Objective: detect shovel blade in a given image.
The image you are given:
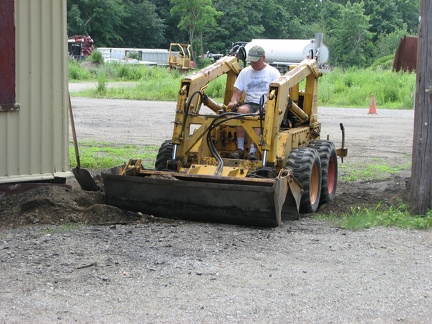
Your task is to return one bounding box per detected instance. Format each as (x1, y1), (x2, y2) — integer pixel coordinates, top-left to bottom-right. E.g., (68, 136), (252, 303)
(72, 167), (99, 191)
(102, 166), (302, 227)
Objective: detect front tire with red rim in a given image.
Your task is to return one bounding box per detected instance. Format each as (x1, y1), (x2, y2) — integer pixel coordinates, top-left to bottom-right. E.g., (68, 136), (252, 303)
(287, 147), (322, 213)
(308, 140), (338, 204)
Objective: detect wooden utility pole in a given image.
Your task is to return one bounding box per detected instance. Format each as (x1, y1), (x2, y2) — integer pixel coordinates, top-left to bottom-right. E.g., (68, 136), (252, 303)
(410, 0), (432, 214)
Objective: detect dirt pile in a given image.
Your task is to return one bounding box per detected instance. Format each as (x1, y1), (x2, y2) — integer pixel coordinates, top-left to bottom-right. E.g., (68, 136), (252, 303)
(0, 176), (143, 228)
(0, 171), (411, 229)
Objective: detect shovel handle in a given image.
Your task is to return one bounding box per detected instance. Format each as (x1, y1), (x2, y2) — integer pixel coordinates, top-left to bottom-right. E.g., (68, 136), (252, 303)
(339, 123), (345, 163)
(68, 94), (81, 169)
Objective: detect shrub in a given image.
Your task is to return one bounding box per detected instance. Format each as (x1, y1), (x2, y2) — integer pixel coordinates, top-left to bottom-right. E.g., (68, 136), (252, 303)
(88, 50), (104, 64)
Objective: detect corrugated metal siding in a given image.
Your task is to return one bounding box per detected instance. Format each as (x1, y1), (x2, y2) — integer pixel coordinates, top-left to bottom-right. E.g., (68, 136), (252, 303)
(0, 0), (69, 183)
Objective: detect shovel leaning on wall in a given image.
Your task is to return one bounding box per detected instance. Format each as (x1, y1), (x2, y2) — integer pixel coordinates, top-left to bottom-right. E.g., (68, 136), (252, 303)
(68, 94), (99, 191)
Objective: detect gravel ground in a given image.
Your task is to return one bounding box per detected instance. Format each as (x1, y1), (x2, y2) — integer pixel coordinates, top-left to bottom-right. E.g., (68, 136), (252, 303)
(1, 90), (431, 323)
(1, 218), (431, 323)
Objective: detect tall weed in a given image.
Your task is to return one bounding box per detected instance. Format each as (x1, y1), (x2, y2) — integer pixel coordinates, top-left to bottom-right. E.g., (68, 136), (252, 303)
(96, 72), (107, 95)
(319, 68), (416, 108)
(69, 61), (417, 107)
(68, 59), (92, 80)
(324, 203), (432, 230)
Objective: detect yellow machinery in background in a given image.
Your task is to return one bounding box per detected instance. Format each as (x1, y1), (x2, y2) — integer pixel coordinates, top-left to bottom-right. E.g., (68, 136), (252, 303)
(168, 43), (192, 73)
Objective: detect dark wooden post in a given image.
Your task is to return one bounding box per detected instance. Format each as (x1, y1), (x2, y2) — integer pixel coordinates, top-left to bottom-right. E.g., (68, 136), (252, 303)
(410, 0), (432, 214)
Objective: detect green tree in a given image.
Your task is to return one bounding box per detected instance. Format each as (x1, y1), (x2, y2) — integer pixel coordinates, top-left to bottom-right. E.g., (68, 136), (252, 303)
(260, 0), (301, 39)
(375, 24), (410, 58)
(209, 0), (328, 54)
(281, 0), (331, 39)
(67, 0), (128, 46)
(323, 1), (373, 67)
(118, 0), (166, 48)
(170, 0), (222, 59)
(363, 0), (403, 41)
(151, 0), (189, 46)
(66, 0), (419, 68)
(67, 3), (86, 34)
(329, 0), (419, 40)
(211, 0), (266, 50)
(283, 0), (323, 36)
(396, 0), (420, 33)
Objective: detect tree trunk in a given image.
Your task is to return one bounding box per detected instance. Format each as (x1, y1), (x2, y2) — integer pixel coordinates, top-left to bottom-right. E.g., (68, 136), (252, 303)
(189, 28), (196, 62)
(410, 0), (432, 214)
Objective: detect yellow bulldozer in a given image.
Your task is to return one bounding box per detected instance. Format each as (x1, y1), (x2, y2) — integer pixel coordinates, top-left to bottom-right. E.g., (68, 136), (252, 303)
(102, 47), (347, 227)
(168, 43), (192, 73)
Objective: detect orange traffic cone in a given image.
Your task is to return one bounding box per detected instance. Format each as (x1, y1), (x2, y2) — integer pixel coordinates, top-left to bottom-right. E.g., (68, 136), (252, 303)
(368, 93), (377, 114)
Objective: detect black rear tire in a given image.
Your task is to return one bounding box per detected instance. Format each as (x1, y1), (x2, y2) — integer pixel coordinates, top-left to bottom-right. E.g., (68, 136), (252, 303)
(287, 147), (322, 213)
(308, 140), (338, 204)
(155, 140), (174, 170)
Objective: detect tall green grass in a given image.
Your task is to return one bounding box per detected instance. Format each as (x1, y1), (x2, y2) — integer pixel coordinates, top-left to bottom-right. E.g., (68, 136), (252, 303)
(73, 64), (226, 100)
(319, 67), (416, 109)
(69, 61), (417, 108)
(69, 59), (92, 80)
(69, 60), (181, 82)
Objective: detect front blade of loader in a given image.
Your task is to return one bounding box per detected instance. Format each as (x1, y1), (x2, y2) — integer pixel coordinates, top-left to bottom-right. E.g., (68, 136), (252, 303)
(102, 166), (302, 227)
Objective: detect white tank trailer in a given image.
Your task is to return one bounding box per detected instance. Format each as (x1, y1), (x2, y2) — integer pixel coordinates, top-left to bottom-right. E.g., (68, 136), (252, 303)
(245, 33), (329, 69)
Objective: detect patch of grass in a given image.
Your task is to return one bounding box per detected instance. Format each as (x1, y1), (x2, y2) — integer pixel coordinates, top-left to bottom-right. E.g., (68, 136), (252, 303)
(73, 68), (228, 102)
(69, 141), (158, 169)
(69, 61), (417, 108)
(319, 203), (432, 230)
(69, 59), (92, 80)
(339, 161), (411, 182)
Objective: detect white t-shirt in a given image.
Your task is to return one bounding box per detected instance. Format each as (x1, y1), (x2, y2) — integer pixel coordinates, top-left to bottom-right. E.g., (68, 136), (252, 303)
(234, 64), (281, 104)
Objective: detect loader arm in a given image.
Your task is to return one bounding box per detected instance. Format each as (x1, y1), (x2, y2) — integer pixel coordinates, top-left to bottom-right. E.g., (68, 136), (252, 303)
(261, 58), (322, 162)
(172, 57), (322, 165)
(172, 55), (241, 146)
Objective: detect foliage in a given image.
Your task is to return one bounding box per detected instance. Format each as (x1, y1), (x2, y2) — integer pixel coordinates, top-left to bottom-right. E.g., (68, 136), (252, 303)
(369, 55), (394, 70)
(96, 72), (107, 95)
(318, 67), (416, 108)
(67, 0), (419, 69)
(88, 50), (104, 64)
(322, 203), (432, 230)
(118, 0), (166, 48)
(170, 0), (222, 59)
(322, 2), (373, 68)
(212, 0), (265, 44)
(395, 0), (421, 32)
(69, 61), (416, 109)
(152, 0), (189, 46)
(195, 57), (213, 69)
(126, 51), (141, 60)
(375, 25), (411, 57)
(68, 59), (92, 80)
(71, 66), (183, 100)
(363, 0), (404, 42)
(67, 0), (128, 46)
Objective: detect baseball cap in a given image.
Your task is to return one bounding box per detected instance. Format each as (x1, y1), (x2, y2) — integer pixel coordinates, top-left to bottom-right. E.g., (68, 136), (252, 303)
(248, 45), (265, 62)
